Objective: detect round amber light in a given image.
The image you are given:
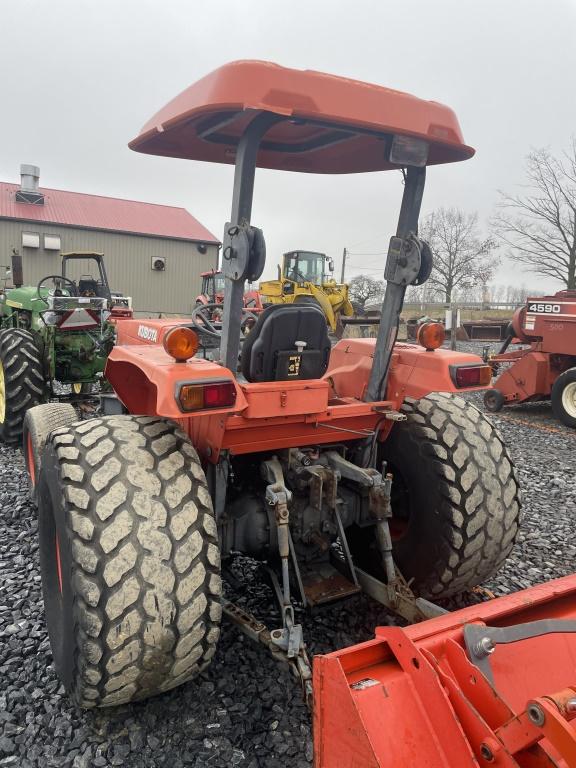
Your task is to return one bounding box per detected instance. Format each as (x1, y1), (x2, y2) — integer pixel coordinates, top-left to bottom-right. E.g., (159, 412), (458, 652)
(163, 326), (199, 361)
(417, 321), (445, 350)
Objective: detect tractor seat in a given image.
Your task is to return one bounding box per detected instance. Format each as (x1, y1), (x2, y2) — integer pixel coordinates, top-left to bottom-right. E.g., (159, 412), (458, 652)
(240, 304), (331, 383)
(78, 278), (99, 297)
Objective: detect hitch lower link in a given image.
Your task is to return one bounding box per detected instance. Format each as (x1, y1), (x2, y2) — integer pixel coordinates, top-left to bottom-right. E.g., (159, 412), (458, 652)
(264, 481), (313, 704)
(222, 457), (313, 704)
(361, 463), (446, 623)
(324, 453), (446, 624)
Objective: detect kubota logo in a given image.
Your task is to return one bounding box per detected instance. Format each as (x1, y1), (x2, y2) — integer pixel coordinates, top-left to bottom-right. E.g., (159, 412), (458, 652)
(137, 325), (158, 342)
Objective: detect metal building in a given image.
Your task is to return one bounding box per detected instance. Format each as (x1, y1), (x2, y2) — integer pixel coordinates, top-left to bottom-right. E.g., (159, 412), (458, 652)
(0, 165), (220, 314)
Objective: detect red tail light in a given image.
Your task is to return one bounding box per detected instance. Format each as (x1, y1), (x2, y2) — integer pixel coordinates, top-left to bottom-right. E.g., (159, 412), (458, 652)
(450, 364), (492, 388)
(178, 380), (237, 411)
(204, 381), (237, 407)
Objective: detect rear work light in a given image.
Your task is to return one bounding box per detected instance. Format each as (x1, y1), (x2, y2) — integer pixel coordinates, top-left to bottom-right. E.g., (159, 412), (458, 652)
(178, 380), (237, 412)
(450, 364), (492, 388)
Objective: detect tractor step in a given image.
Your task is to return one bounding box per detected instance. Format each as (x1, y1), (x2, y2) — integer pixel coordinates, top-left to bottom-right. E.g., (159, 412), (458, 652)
(300, 562), (361, 606)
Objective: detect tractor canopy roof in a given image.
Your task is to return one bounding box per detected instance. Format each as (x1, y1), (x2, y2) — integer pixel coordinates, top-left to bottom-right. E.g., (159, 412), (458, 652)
(61, 251), (104, 260)
(129, 60), (474, 174)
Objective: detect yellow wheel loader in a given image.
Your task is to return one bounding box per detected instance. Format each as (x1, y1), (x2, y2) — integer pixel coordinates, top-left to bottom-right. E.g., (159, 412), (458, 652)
(259, 250), (353, 331)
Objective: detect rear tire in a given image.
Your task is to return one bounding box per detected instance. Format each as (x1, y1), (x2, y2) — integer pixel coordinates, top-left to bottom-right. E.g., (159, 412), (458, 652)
(23, 403), (78, 503)
(551, 368), (576, 428)
(348, 392), (521, 599)
(0, 329), (45, 444)
(38, 415), (222, 708)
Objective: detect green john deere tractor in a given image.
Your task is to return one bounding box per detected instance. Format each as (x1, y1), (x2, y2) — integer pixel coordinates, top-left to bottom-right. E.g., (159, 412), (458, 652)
(0, 250), (121, 445)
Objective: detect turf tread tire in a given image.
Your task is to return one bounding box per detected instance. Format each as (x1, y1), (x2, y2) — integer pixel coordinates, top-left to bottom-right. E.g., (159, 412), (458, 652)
(23, 403), (79, 503)
(0, 328), (45, 444)
(38, 415), (222, 708)
(351, 392), (521, 599)
(393, 392), (520, 596)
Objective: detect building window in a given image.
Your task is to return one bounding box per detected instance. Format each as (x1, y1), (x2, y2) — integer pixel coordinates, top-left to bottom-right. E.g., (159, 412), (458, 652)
(44, 234), (61, 251)
(22, 231), (40, 248)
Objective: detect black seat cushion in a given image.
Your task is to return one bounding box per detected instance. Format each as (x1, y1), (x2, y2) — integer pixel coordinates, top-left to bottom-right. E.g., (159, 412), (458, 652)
(240, 304), (330, 383)
(78, 278), (99, 296)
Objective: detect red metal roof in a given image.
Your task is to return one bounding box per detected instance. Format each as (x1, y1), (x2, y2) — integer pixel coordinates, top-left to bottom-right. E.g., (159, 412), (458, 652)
(0, 181), (219, 243)
(130, 60), (474, 174)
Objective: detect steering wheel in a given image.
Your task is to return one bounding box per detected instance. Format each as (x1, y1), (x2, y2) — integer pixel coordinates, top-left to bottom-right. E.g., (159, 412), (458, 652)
(292, 268), (308, 282)
(37, 275), (78, 304)
(191, 302), (258, 340)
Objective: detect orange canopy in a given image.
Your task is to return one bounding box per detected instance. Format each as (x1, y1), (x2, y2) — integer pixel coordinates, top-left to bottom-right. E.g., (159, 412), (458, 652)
(129, 60), (474, 174)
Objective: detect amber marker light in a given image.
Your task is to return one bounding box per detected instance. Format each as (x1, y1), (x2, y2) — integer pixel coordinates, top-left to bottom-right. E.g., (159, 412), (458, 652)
(417, 321), (445, 351)
(163, 327), (199, 362)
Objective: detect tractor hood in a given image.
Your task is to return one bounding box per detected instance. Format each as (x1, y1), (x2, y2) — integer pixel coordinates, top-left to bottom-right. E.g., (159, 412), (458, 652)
(1, 285), (45, 312)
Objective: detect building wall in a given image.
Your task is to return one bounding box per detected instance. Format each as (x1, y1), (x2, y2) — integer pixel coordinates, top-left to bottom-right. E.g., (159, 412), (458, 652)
(0, 220), (219, 314)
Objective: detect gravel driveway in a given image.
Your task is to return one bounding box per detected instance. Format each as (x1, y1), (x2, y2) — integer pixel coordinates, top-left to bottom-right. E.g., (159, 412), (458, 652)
(1, 373), (575, 767)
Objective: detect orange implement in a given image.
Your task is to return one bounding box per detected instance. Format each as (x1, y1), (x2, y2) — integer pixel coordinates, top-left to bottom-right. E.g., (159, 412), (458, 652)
(314, 575), (576, 767)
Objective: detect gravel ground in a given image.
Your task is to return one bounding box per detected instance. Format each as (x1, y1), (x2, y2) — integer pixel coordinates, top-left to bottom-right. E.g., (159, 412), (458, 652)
(1, 341), (575, 767)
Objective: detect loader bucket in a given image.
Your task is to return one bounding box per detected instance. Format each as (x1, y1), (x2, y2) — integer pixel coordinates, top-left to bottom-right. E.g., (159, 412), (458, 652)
(314, 574), (576, 767)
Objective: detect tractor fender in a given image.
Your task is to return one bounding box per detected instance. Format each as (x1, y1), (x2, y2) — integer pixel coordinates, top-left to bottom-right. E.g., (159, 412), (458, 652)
(326, 339), (490, 402)
(105, 345), (247, 418)
(388, 344), (491, 400)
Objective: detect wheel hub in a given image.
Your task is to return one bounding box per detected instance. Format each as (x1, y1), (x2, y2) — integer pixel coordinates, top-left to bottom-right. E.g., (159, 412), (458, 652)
(0, 361), (5, 424)
(562, 381), (576, 418)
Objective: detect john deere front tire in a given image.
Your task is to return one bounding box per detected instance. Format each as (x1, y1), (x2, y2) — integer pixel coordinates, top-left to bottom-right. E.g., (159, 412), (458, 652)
(23, 403), (78, 503)
(348, 392), (520, 599)
(551, 368), (576, 428)
(0, 329), (45, 444)
(37, 416), (222, 708)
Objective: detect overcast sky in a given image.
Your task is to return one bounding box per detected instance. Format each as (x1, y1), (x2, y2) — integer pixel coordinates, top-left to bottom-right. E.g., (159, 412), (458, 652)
(2, 0), (575, 290)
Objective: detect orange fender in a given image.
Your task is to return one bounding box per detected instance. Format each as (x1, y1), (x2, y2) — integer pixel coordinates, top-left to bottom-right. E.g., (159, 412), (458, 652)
(105, 345), (247, 419)
(326, 339), (491, 403)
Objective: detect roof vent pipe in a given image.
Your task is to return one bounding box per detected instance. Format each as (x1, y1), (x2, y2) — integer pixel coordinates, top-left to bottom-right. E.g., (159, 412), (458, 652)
(20, 164), (40, 193)
(16, 164), (44, 204)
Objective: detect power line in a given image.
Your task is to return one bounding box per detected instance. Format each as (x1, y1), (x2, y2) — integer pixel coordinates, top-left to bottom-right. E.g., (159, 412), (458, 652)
(346, 251), (387, 257)
(347, 268), (385, 274)
(345, 231), (390, 250)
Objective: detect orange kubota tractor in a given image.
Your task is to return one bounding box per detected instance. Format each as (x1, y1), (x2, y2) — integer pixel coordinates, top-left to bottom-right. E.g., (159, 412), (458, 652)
(24, 62), (576, 766)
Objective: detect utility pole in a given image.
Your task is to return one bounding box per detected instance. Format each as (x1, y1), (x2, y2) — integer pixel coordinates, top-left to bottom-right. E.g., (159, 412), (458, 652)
(340, 247), (347, 283)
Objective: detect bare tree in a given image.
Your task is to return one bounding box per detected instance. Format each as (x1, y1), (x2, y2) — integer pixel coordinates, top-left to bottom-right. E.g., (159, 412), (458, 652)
(492, 142), (576, 289)
(348, 274), (385, 311)
(420, 208), (499, 303)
